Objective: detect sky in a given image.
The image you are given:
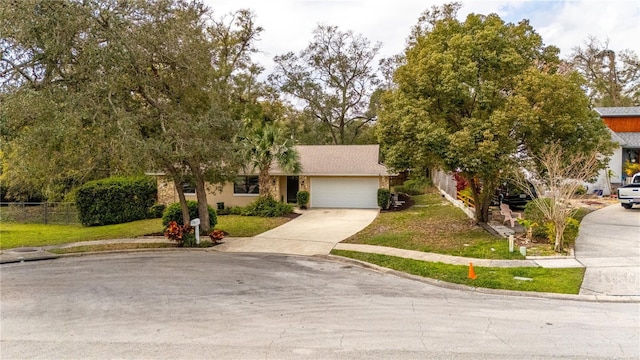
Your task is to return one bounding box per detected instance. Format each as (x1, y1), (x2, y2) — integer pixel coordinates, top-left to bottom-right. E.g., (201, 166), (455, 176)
(201, 0), (639, 74)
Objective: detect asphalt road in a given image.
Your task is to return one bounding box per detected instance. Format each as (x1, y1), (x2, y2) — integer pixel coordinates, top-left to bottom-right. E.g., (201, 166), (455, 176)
(1, 252), (638, 359)
(576, 204), (640, 296)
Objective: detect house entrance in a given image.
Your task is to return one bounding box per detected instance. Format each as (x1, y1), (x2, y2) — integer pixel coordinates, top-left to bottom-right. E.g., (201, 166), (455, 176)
(286, 176), (299, 203)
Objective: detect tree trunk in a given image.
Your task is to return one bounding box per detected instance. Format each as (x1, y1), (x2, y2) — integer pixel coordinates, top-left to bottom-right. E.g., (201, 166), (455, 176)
(554, 222), (566, 253)
(191, 166), (211, 233)
(470, 178), (491, 223)
(168, 170), (190, 226)
(175, 182), (190, 227)
(258, 166), (272, 198)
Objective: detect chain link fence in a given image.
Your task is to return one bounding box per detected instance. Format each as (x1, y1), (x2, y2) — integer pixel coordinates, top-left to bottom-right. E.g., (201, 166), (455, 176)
(0, 202), (79, 224)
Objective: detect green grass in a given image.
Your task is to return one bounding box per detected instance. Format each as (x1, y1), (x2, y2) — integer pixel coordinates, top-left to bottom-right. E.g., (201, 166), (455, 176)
(215, 215), (289, 237)
(0, 215), (290, 249)
(0, 219), (164, 249)
(345, 189), (524, 260)
(332, 250), (584, 294)
(49, 242), (177, 254)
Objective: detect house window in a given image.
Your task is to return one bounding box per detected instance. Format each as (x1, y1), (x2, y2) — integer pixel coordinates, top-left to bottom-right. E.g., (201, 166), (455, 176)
(181, 177), (196, 195)
(234, 176), (259, 195)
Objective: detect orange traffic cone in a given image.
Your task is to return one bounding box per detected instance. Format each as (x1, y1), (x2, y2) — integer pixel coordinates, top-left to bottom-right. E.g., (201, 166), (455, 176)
(468, 262), (477, 280)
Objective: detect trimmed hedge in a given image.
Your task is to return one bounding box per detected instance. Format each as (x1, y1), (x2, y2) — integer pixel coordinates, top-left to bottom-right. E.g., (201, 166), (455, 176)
(162, 200), (217, 228)
(377, 188), (391, 209)
(76, 176), (157, 226)
(243, 196), (293, 217)
(297, 191), (309, 209)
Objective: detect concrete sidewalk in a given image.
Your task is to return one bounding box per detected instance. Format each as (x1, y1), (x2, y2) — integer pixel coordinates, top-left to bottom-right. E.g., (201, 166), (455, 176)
(333, 243), (583, 269)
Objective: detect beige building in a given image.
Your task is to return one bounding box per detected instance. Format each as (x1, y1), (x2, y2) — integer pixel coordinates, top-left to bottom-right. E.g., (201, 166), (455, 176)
(156, 145), (390, 209)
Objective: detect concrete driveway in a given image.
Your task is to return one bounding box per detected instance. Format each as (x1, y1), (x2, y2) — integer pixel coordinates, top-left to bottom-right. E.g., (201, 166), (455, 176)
(215, 209), (379, 256)
(576, 204), (640, 296)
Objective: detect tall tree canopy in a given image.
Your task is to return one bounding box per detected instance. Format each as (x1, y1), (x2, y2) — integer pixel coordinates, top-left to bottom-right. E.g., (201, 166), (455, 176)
(270, 25), (380, 145)
(0, 0), (263, 231)
(378, 3), (613, 223)
(569, 37), (640, 106)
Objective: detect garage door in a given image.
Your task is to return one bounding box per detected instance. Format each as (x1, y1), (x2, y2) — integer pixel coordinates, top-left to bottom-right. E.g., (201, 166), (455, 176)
(310, 177), (379, 208)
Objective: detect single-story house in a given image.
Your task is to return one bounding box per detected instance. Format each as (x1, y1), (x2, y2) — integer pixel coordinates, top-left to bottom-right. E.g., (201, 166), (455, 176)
(592, 107), (640, 194)
(156, 145), (390, 209)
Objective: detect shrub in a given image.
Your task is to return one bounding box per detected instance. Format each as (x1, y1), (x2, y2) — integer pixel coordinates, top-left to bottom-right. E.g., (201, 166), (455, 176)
(243, 196), (293, 217)
(216, 207), (230, 215)
(377, 188), (391, 209)
(624, 160), (640, 177)
(148, 204), (166, 218)
(76, 176), (157, 226)
(524, 199), (581, 245)
(394, 178), (431, 195)
(574, 185), (588, 196)
(162, 200), (217, 228)
(164, 221), (196, 247)
(297, 190), (309, 209)
(524, 198), (552, 238)
(543, 217), (580, 248)
(563, 217), (580, 245)
(209, 229), (225, 243)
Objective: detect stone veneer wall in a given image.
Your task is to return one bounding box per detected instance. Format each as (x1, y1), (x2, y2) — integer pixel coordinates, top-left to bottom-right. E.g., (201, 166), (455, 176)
(269, 176), (280, 200)
(156, 176), (176, 205)
(380, 176), (389, 189)
(299, 176), (309, 192)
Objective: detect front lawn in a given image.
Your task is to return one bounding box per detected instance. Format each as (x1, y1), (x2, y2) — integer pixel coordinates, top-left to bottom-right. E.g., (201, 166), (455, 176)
(216, 215), (289, 237)
(332, 250), (584, 294)
(344, 188), (524, 260)
(1, 215), (290, 249)
(0, 219), (164, 249)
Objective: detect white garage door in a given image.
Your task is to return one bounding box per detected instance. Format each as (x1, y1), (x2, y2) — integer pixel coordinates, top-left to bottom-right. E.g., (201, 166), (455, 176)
(310, 177), (379, 208)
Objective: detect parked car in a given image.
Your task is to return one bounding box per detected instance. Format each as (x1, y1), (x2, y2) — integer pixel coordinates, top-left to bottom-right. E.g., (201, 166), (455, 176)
(491, 181), (535, 209)
(617, 173), (640, 209)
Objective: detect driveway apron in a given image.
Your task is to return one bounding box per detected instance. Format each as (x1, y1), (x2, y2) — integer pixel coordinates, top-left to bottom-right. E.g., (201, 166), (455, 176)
(575, 204), (640, 296)
(215, 209), (379, 256)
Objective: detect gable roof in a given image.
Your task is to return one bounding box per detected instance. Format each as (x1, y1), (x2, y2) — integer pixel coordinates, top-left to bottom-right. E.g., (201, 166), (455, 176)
(615, 132), (640, 148)
(594, 107), (640, 117)
(271, 145), (389, 176)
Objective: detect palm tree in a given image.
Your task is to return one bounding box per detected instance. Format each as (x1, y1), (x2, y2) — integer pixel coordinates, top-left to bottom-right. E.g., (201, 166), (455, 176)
(241, 122), (301, 198)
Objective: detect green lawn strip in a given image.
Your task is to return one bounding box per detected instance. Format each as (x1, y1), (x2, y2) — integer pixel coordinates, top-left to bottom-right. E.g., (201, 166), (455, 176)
(1, 215), (290, 249)
(332, 250), (584, 294)
(0, 219), (164, 249)
(215, 215), (289, 237)
(345, 190), (524, 260)
(49, 242), (177, 254)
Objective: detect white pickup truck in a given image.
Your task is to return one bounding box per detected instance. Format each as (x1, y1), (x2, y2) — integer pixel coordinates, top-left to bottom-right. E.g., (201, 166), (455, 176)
(617, 173), (640, 209)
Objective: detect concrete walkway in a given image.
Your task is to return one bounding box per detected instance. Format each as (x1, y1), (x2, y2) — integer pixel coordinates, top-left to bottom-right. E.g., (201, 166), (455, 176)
(332, 243), (583, 268)
(575, 204), (640, 296)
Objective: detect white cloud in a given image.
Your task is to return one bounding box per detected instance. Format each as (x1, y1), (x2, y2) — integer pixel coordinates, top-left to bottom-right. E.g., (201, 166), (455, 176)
(202, 0), (640, 73)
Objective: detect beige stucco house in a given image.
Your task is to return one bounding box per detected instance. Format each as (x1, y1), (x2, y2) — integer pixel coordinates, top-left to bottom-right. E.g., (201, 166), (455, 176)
(156, 145), (390, 209)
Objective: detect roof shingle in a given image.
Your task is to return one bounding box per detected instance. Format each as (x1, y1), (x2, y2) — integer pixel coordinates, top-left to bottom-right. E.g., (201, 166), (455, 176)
(594, 107), (640, 117)
(271, 145), (389, 176)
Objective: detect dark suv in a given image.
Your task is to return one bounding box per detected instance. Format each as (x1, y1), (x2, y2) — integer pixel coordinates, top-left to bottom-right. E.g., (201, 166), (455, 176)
(492, 181), (535, 209)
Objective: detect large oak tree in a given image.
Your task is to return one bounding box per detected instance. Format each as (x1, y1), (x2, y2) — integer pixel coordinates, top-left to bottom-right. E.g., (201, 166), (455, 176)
(0, 0), (262, 231)
(378, 3), (613, 223)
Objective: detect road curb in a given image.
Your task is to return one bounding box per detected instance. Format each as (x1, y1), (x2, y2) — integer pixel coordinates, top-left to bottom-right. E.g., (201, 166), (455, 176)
(324, 254), (640, 304)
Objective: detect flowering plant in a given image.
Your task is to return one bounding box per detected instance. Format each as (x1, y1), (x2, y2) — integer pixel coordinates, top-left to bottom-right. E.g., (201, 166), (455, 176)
(209, 229), (225, 243)
(164, 221), (195, 246)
